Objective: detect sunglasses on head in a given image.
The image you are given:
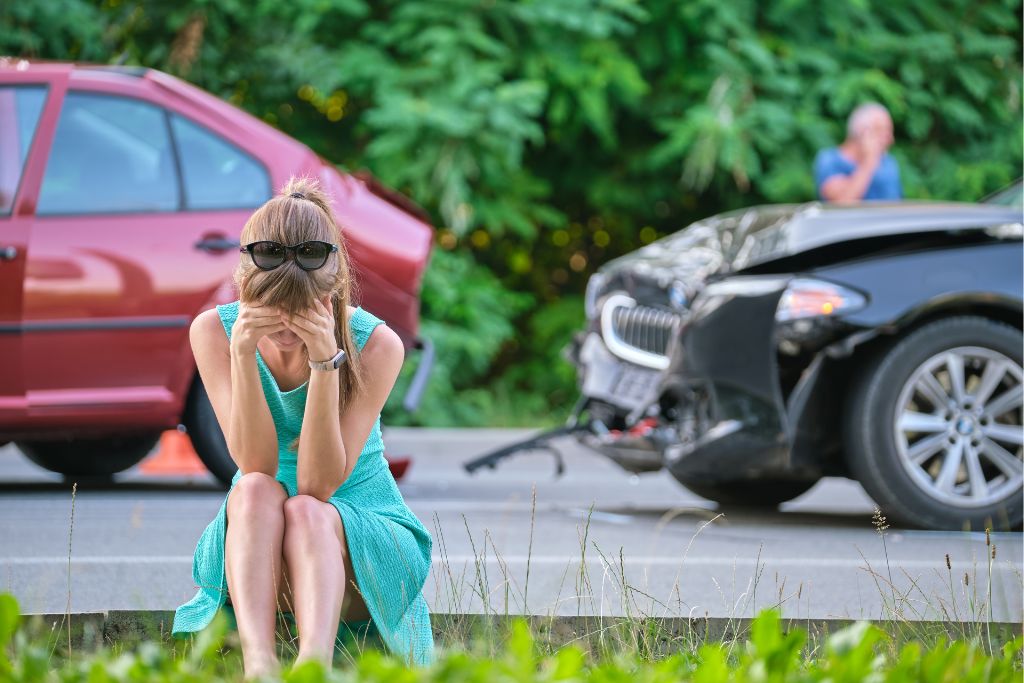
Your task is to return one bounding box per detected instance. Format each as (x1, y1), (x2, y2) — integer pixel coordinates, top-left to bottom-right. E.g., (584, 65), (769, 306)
(240, 240), (339, 271)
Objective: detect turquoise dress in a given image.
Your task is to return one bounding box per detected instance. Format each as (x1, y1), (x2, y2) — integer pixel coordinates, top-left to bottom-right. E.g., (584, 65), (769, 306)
(171, 300), (435, 666)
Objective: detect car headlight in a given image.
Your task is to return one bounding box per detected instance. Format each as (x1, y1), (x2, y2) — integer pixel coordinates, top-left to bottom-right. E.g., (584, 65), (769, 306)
(775, 277), (867, 322)
(584, 271), (607, 319)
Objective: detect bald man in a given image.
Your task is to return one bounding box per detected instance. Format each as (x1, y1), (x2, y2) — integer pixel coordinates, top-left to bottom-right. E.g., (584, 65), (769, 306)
(814, 103), (902, 202)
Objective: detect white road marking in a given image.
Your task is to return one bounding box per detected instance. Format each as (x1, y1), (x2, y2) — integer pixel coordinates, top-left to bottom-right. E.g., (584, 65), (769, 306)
(1, 555), (1019, 570)
(1, 556), (193, 565)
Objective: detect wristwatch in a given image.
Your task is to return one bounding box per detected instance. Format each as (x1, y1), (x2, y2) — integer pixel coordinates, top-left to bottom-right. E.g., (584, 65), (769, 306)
(309, 348), (347, 371)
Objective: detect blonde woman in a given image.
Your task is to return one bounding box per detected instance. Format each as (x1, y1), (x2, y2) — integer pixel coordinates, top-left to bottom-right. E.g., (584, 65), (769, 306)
(171, 176), (434, 676)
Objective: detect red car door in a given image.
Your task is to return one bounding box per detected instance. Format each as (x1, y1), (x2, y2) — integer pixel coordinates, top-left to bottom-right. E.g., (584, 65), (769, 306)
(21, 78), (270, 431)
(0, 73), (60, 429)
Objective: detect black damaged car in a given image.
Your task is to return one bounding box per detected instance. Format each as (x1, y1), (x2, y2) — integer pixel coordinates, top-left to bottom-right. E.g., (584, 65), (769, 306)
(558, 183), (1023, 531)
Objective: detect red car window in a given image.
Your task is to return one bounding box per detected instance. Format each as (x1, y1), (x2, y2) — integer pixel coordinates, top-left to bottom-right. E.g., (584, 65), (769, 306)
(0, 85), (47, 215)
(37, 91), (180, 215)
(169, 113), (271, 210)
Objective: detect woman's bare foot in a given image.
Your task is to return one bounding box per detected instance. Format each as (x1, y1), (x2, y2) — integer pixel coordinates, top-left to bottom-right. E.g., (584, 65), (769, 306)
(242, 654), (281, 681)
(293, 650), (333, 673)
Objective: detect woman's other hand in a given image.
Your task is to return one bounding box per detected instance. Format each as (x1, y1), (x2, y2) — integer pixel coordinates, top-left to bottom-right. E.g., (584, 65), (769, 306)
(280, 296), (338, 361)
(231, 302), (288, 356)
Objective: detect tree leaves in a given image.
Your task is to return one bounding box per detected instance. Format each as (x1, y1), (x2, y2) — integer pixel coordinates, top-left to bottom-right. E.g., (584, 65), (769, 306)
(2, 0), (1020, 425)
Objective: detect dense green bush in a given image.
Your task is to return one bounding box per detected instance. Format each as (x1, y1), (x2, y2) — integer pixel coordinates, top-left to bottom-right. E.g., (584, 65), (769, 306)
(1, 593), (1021, 682)
(2, 1), (1020, 425)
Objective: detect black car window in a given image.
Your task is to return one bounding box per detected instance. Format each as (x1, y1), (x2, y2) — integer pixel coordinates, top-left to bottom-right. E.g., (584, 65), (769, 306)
(170, 114), (271, 210)
(37, 92), (179, 215)
(0, 86), (47, 216)
(981, 181), (1023, 208)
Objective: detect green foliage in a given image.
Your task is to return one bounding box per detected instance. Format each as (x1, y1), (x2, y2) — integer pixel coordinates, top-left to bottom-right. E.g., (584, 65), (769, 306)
(0, 593), (18, 679)
(391, 248), (536, 426)
(2, 592), (1022, 682)
(2, 0), (1020, 426)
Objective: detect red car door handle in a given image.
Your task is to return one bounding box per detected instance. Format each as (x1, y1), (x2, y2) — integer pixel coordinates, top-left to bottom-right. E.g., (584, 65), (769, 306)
(194, 236), (240, 253)
(0, 245), (17, 261)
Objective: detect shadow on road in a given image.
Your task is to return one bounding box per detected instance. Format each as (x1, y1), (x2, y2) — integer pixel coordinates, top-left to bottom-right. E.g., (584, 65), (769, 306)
(0, 479), (224, 494)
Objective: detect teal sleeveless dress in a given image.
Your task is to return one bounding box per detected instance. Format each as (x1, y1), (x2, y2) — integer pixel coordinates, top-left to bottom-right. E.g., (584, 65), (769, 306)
(171, 300), (435, 667)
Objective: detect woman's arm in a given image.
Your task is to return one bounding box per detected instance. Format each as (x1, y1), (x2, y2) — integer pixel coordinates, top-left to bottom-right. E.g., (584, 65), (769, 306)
(295, 320), (405, 501)
(227, 342), (280, 476)
(190, 308), (280, 476)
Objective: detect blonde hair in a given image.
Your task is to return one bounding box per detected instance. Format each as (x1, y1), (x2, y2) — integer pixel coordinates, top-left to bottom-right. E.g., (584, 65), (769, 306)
(233, 175), (367, 453)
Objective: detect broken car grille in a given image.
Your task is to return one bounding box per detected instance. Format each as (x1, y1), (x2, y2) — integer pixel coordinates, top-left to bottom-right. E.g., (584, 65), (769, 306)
(599, 294), (684, 369)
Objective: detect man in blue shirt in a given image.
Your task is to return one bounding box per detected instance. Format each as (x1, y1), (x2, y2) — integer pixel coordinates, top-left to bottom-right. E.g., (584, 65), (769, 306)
(814, 102), (902, 202)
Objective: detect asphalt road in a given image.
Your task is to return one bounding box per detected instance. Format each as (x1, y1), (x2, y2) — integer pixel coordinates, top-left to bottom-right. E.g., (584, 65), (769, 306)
(1, 428), (1021, 622)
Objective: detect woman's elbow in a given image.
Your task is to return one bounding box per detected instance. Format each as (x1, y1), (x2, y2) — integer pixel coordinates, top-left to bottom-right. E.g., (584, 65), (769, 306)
(296, 483), (334, 502)
(228, 444), (278, 477)
(296, 474), (341, 501)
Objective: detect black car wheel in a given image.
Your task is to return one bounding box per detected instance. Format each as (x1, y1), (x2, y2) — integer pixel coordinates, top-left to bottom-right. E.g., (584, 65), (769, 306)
(845, 316), (1023, 530)
(679, 478), (820, 507)
(182, 376), (237, 488)
(16, 433), (160, 479)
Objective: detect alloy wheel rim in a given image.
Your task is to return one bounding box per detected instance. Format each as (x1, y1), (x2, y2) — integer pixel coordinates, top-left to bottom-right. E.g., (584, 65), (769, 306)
(893, 346), (1023, 508)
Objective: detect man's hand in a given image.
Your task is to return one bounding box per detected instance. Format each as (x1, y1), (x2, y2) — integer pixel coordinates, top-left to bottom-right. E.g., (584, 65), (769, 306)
(857, 126), (887, 165)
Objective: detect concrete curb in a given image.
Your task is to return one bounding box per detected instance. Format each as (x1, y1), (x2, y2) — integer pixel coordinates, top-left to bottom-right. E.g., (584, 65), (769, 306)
(20, 610), (1023, 653)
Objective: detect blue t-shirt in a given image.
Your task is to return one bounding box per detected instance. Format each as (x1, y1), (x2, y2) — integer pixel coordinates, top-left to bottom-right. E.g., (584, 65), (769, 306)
(813, 147), (902, 200)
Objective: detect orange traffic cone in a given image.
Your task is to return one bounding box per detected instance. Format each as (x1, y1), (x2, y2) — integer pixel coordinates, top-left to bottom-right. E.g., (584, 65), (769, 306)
(140, 429), (208, 475)
(385, 452), (411, 481)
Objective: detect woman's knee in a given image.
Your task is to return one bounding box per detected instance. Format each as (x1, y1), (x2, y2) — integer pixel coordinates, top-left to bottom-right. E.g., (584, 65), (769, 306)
(282, 495), (337, 537)
(228, 471), (286, 519)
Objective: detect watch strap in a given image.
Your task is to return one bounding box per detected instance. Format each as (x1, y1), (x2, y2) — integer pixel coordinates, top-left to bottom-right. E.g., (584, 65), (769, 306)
(309, 348), (346, 371)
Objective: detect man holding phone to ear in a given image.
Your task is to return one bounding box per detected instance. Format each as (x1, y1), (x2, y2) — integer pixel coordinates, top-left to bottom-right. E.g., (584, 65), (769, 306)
(814, 102), (903, 203)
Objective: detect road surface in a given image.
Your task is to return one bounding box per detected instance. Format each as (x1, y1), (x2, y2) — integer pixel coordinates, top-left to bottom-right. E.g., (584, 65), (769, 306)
(1, 428), (1020, 622)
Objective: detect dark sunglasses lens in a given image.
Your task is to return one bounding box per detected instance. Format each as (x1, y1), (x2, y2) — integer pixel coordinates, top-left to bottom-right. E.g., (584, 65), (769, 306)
(296, 242), (330, 269)
(251, 242), (285, 269)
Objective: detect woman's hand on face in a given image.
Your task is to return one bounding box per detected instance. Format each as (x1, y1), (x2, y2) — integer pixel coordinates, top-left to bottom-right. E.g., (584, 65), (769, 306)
(280, 296), (338, 362)
(231, 302), (287, 356)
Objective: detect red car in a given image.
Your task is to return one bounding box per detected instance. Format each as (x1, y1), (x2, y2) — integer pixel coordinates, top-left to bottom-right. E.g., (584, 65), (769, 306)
(0, 58), (435, 486)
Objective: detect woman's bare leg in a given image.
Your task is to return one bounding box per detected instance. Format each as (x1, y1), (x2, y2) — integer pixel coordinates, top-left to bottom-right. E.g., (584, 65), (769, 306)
(282, 495), (347, 667)
(225, 472), (288, 678)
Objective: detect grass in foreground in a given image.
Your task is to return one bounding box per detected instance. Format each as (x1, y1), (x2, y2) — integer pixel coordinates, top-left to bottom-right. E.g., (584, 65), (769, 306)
(10, 481), (1021, 681)
(2, 592), (1022, 682)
